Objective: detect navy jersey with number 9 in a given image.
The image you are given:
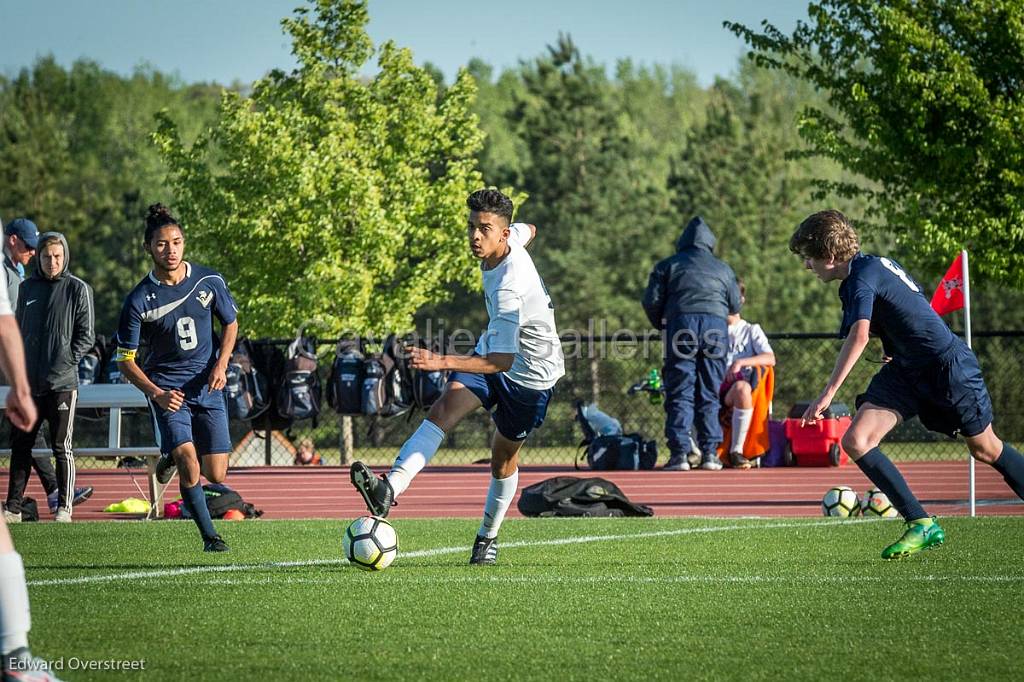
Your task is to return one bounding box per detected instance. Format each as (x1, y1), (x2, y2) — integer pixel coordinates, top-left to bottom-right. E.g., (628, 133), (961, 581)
(115, 262), (237, 391)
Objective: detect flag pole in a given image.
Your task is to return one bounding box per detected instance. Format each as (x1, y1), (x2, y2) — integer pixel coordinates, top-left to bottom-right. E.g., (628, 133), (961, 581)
(963, 249), (975, 517)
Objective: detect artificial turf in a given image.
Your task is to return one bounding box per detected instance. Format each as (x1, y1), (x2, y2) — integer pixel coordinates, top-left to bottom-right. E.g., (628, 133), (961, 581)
(12, 516), (1024, 681)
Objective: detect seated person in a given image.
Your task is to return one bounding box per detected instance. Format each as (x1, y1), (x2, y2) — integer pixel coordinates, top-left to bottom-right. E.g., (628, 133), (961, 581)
(294, 437), (322, 466)
(720, 280), (776, 468)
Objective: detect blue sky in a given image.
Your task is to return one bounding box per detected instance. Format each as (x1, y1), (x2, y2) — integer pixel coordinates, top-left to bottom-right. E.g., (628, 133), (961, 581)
(0, 0), (807, 86)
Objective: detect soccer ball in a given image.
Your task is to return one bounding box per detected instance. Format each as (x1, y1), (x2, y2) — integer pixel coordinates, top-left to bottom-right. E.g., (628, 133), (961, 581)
(821, 486), (861, 517)
(861, 487), (900, 518)
(343, 516), (398, 571)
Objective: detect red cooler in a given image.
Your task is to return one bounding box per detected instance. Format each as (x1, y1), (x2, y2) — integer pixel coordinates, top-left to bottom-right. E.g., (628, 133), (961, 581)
(783, 402), (852, 466)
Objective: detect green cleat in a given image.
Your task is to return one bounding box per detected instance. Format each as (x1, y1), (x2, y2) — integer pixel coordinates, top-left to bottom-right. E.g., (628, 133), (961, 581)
(881, 518), (945, 560)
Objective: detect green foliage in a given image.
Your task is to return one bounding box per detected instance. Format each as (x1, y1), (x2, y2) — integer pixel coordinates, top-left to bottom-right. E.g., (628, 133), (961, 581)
(154, 0), (485, 337)
(0, 57), (221, 335)
(668, 61), (877, 331)
(500, 35), (677, 332)
(727, 0), (1024, 288)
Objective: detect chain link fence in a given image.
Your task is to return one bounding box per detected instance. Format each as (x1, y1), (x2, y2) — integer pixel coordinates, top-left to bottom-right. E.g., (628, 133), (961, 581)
(6, 331), (1022, 468)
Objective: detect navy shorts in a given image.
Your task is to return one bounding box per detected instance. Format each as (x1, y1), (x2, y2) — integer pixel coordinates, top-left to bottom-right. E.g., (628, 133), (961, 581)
(448, 371), (553, 441)
(149, 385), (231, 456)
(857, 340), (993, 438)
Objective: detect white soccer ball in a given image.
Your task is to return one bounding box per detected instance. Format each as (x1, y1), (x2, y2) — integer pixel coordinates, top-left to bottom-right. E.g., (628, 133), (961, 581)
(860, 487), (899, 518)
(343, 515), (398, 571)
(821, 486), (861, 518)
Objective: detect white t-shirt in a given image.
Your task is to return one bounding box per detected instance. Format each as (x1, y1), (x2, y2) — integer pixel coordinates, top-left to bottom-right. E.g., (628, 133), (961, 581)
(726, 319), (772, 368)
(0, 266), (11, 316)
(474, 222), (565, 390)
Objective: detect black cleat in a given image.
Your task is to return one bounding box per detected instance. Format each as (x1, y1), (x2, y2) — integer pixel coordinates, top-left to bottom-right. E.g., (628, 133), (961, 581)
(469, 535), (498, 565)
(155, 452), (176, 485)
(203, 535), (230, 552)
(350, 461), (394, 518)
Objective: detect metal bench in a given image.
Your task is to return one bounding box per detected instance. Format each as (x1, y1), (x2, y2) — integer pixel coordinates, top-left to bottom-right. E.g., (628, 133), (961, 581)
(0, 384), (166, 518)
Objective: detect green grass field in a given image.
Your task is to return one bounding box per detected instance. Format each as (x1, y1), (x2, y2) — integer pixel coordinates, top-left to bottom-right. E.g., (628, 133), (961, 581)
(13, 517), (1024, 680)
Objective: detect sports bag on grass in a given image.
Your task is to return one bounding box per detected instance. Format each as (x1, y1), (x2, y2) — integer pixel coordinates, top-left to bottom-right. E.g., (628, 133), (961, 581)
(517, 476), (654, 517)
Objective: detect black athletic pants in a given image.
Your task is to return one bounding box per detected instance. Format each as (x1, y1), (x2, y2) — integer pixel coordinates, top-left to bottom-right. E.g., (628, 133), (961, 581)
(6, 390), (77, 514)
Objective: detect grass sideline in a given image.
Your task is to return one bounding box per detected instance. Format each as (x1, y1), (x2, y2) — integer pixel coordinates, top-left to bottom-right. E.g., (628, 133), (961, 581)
(13, 517), (1024, 680)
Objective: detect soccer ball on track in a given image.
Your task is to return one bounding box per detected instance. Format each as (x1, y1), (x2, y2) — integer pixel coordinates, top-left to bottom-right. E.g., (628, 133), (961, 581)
(821, 486), (861, 518)
(344, 515), (398, 571)
(860, 487), (900, 518)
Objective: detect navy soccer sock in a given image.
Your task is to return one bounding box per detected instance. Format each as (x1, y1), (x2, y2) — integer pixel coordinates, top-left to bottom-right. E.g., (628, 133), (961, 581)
(856, 448), (929, 521)
(991, 442), (1024, 501)
(180, 482), (218, 541)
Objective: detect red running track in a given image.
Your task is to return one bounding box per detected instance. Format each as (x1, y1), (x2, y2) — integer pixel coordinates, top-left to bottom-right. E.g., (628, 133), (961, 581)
(4, 461), (1021, 521)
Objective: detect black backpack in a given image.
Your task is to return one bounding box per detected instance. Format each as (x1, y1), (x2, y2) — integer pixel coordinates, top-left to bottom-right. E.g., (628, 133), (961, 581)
(517, 477), (654, 517)
(224, 337), (269, 421)
(409, 337), (448, 411)
(361, 335), (412, 418)
(276, 334), (322, 423)
(327, 338), (366, 416)
(573, 401), (657, 471)
(250, 341), (293, 433)
(179, 483), (264, 520)
(78, 334), (107, 386)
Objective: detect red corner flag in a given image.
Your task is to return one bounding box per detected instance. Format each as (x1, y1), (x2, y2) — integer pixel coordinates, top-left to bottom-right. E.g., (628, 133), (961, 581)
(930, 253), (965, 316)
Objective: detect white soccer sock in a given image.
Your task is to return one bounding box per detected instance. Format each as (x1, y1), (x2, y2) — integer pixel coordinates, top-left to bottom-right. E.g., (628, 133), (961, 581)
(387, 420), (446, 499)
(730, 408), (754, 454)
(0, 551), (30, 655)
(478, 470), (519, 539)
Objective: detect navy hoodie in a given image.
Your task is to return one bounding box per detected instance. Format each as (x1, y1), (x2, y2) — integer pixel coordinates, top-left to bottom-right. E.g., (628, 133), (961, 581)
(641, 217), (741, 329)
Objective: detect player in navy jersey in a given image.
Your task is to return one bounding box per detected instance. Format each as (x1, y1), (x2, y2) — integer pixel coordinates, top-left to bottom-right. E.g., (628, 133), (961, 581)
(115, 204), (238, 552)
(791, 210), (1024, 559)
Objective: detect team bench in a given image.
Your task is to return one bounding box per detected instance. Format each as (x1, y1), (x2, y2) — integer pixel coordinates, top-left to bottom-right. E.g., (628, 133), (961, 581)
(0, 384), (167, 518)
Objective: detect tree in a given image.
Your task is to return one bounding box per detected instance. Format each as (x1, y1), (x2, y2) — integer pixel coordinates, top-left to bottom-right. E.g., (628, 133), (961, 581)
(505, 35), (676, 333)
(727, 0), (1024, 287)
(154, 0), (484, 337)
(668, 61), (876, 332)
(0, 58), (221, 335)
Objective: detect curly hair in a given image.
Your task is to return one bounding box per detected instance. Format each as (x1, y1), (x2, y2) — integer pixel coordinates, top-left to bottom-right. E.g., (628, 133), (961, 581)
(466, 188), (513, 224)
(789, 210), (859, 262)
(144, 203), (181, 243)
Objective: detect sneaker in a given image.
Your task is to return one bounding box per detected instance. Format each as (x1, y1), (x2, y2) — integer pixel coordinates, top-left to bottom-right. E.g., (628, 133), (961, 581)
(729, 452), (751, 469)
(349, 461), (394, 518)
(47, 487), (94, 514)
(3, 510), (21, 524)
(155, 452), (176, 485)
(3, 647), (64, 681)
(700, 456), (724, 471)
(54, 509), (72, 523)
(469, 535), (498, 565)
(663, 454), (690, 471)
(881, 518), (945, 560)
(203, 535), (230, 552)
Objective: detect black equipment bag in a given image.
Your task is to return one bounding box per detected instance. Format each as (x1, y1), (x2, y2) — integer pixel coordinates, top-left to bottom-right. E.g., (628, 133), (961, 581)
(517, 476), (654, 517)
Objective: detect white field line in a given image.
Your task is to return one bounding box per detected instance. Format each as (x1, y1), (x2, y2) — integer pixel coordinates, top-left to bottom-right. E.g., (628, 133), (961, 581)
(29, 518), (879, 588)
(186, 574), (1024, 586)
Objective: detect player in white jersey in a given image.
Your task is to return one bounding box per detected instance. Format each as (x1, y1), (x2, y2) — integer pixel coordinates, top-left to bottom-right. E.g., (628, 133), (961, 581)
(350, 188), (565, 565)
(0, 263), (63, 680)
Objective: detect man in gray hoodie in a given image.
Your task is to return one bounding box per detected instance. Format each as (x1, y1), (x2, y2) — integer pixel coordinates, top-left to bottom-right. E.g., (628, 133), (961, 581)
(642, 216), (741, 471)
(5, 232), (94, 523)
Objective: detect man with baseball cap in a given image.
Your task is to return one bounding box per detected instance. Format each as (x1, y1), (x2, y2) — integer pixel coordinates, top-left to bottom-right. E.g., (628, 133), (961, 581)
(0, 218), (92, 520)
(2, 218), (39, 309)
